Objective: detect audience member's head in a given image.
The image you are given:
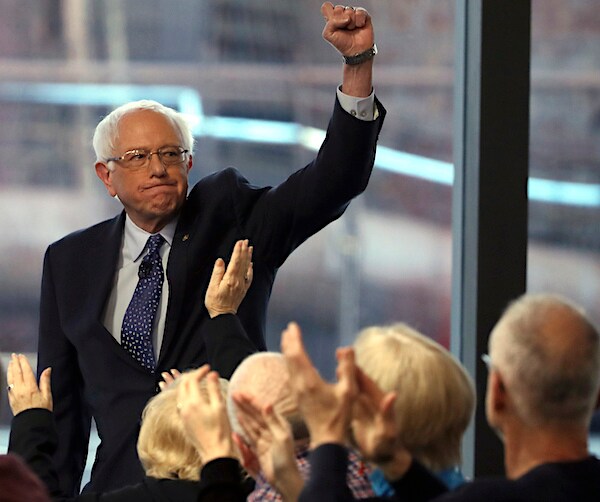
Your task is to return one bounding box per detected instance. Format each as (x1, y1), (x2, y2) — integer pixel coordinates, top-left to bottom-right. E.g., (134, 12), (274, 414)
(487, 293), (600, 430)
(137, 372), (229, 481)
(353, 323), (475, 471)
(227, 351), (307, 442)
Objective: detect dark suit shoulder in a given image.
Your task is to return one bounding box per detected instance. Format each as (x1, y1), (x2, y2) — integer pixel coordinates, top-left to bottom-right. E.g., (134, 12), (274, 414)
(46, 213), (124, 255)
(182, 168), (269, 229)
(187, 168), (265, 204)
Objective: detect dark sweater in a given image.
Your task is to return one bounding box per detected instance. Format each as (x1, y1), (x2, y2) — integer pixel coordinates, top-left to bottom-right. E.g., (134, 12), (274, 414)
(299, 443), (600, 502)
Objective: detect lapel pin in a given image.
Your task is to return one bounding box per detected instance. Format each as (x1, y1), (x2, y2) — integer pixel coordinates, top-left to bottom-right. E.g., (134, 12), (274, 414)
(182, 234), (189, 242)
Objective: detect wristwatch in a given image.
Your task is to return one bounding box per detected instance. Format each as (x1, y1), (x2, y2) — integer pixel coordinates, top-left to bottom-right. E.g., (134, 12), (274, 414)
(343, 44), (378, 65)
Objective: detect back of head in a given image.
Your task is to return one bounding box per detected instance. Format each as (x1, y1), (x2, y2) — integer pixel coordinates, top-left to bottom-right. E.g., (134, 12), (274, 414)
(92, 99), (195, 162)
(354, 324), (475, 471)
(489, 293), (600, 427)
(137, 373), (229, 481)
(227, 352), (306, 441)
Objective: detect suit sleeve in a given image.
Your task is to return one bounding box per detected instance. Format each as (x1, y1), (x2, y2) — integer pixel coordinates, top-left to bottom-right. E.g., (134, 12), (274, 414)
(37, 247), (92, 497)
(8, 409), (63, 499)
(234, 97), (386, 267)
(200, 314), (258, 379)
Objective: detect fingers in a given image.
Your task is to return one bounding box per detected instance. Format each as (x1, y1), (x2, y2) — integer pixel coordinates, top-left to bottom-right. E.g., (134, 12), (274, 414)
(39, 367), (53, 408)
(208, 257), (226, 288)
(233, 392), (267, 445)
(177, 364), (211, 412)
(224, 240), (253, 287)
(8, 353), (35, 388)
(245, 261), (254, 288)
(321, 2), (334, 20)
(280, 322), (307, 361)
(190, 364), (211, 385)
(335, 346), (358, 400)
(380, 391), (397, 419)
(205, 371), (223, 405)
(262, 403), (292, 441)
(158, 368), (182, 391)
(322, 3), (369, 29)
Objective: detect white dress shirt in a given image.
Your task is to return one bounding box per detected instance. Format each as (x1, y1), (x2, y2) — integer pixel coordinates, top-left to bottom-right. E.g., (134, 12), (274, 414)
(102, 215), (177, 360)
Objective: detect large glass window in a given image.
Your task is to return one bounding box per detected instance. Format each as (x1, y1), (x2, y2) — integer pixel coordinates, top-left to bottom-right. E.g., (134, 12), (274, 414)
(528, 0), (600, 448)
(0, 0), (454, 432)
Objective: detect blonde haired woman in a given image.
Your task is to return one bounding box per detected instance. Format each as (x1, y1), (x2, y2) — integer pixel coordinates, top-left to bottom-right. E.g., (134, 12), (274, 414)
(353, 323), (475, 494)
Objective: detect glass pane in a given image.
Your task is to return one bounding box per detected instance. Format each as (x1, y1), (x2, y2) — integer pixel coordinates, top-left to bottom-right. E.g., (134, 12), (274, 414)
(0, 0), (454, 446)
(529, 0), (600, 452)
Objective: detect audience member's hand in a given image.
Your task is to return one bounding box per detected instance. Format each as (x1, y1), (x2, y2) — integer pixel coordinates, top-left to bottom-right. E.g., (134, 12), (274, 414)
(177, 366), (237, 464)
(233, 392), (304, 501)
(321, 2), (374, 57)
(6, 353), (52, 415)
(158, 368), (181, 391)
(352, 366), (412, 480)
(205, 239), (253, 318)
(281, 322), (357, 448)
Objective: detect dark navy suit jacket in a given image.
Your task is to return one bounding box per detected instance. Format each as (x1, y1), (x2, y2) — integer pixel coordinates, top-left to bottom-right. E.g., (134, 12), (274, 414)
(37, 98), (386, 495)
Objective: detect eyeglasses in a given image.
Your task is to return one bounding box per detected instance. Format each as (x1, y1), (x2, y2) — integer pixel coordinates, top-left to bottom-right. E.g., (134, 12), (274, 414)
(106, 146), (189, 170)
(481, 353), (492, 370)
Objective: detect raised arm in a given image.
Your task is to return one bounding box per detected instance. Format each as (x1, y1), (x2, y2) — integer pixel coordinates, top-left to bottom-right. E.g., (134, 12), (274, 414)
(202, 239), (257, 378)
(7, 353), (62, 498)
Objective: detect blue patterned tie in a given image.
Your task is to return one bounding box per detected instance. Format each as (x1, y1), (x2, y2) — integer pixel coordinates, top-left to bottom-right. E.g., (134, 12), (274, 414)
(121, 234), (165, 372)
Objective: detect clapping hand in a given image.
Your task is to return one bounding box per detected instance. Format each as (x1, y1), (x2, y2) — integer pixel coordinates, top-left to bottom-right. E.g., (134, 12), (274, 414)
(281, 322), (357, 448)
(176, 365), (237, 464)
(233, 392), (303, 501)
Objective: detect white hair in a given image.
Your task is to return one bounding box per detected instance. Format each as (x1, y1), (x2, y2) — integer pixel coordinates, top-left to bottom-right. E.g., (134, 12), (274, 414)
(490, 293), (600, 426)
(92, 100), (195, 162)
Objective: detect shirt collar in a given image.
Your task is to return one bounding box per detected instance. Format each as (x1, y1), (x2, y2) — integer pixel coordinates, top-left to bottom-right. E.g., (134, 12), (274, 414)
(123, 214), (177, 262)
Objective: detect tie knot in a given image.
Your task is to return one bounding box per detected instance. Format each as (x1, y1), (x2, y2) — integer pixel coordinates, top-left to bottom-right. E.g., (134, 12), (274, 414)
(146, 234), (165, 256)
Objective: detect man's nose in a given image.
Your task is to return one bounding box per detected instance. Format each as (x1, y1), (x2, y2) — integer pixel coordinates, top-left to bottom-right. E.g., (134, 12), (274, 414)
(148, 151), (167, 175)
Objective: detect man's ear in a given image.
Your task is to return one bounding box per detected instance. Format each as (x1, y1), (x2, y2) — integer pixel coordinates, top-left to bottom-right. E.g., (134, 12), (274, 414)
(95, 162), (117, 197)
(489, 371), (508, 414)
(232, 432), (259, 478)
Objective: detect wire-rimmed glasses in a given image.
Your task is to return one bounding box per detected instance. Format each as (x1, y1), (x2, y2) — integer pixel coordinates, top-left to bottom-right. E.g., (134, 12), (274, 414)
(107, 146), (189, 170)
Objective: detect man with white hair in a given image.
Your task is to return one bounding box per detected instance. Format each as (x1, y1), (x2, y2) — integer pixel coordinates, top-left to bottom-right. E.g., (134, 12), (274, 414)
(36, 3), (385, 495)
(284, 293), (600, 500)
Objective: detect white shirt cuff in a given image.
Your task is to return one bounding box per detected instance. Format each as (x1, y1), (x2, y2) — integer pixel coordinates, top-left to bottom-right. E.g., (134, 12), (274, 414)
(336, 86), (378, 121)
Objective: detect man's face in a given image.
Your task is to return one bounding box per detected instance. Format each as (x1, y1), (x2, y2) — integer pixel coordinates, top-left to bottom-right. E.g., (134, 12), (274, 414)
(95, 109), (192, 233)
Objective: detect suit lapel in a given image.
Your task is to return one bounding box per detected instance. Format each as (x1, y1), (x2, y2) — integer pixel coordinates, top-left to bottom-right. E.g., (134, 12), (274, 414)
(159, 222), (190, 365)
(85, 212), (125, 320)
(85, 213), (153, 372)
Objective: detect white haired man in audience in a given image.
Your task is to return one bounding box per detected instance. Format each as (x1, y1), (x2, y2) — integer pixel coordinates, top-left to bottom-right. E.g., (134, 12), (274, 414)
(227, 351), (375, 501)
(282, 293), (600, 501)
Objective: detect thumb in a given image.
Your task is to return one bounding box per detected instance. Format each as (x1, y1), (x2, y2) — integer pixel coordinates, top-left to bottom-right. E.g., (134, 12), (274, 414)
(321, 1), (334, 21)
(39, 367), (53, 411)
